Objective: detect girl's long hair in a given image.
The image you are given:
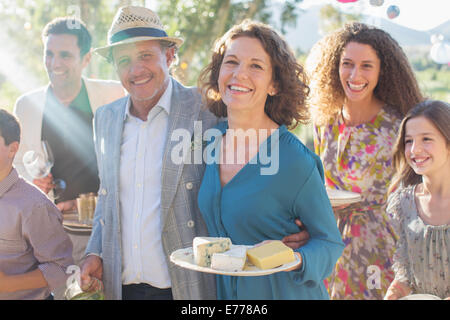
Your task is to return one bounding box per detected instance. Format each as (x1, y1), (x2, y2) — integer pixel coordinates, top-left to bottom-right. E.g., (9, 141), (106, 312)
(388, 100), (450, 194)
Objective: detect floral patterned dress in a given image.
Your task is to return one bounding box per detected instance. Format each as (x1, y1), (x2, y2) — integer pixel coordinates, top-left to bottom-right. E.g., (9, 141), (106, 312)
(314, 106), (402, 300)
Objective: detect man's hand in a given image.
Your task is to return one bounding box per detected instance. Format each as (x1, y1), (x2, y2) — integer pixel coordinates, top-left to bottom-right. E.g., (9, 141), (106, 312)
(80, 255), (103, 292)
(33, 173), (55, 194)
(0, 269), (47, 293)
(56, 200), (77, 212)
(282, 219), (310, 249)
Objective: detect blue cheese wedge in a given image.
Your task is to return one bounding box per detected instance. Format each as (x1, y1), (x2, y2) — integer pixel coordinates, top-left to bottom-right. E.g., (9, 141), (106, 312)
(193, 237), (232, 267)
(211, 246), (247, 272)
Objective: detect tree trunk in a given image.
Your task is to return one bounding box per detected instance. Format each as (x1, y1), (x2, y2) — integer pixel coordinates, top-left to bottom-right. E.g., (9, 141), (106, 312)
(79, 0), (95, 77)
(245, 0), (265, 21)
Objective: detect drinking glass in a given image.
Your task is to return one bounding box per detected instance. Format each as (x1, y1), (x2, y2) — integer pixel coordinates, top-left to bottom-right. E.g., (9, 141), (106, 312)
(23, 140), (66, 199)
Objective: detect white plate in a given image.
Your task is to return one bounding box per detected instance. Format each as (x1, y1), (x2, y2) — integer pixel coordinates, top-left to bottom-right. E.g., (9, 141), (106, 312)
(63, 225), (92, 233)
(330, 199), (362, 207)
(326, 188), (362, 206)
(399, 294), (442, 300)
(170, 245), (301, 276)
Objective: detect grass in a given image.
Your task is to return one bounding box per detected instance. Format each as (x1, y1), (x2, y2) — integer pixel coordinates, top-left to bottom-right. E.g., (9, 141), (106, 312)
(290, 122), (314, 152)
(415, 67), (450, 101)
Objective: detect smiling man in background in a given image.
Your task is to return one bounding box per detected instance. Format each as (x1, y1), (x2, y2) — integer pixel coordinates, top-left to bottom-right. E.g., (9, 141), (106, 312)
(12, 17), (125, 297)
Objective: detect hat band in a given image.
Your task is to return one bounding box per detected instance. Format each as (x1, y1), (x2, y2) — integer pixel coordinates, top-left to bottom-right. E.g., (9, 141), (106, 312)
(110, 27), (168, 44)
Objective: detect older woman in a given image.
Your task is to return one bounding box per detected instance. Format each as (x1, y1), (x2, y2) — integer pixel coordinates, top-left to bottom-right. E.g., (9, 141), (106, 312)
(197, 20), (344, 299)
(305, 22), (424, 299)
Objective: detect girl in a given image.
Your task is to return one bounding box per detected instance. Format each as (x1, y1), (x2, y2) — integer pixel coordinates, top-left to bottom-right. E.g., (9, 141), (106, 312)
(385, 100), (450, 300)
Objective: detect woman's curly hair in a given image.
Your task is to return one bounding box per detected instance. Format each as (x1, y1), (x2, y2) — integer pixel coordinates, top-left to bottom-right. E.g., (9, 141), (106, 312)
(198, 19), (310, 129)
(305, 22), (423, 126)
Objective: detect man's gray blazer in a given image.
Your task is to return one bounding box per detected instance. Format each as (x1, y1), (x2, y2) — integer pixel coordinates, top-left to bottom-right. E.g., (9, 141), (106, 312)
(85, 78), (219, 300)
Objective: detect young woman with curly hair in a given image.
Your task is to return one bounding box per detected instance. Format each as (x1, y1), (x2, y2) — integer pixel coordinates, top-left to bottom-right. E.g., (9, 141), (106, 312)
(197, 20), (344, 299)
(305, 22), (424, 300)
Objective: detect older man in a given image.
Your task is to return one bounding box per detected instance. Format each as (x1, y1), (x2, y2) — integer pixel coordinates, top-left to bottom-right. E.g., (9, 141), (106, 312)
(81, 6), (308, 300)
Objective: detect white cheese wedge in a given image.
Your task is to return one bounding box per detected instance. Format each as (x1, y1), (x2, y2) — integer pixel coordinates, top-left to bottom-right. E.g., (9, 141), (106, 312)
(211, 246), (247, 272)
(193, 237), (232, 267)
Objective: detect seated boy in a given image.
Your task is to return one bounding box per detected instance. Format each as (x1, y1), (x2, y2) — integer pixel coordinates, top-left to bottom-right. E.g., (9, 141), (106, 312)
(0, 109), (73, 299)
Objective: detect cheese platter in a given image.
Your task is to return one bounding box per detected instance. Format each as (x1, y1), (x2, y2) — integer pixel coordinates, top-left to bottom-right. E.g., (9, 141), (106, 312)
(170, 244), (301, 277)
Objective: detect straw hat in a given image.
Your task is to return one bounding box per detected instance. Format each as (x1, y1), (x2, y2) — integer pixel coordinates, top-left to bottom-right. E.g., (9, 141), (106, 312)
(94, 6), (184, 60)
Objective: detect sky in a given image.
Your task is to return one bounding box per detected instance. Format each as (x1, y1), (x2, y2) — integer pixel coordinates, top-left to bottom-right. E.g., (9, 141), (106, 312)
(298, 0), (450, 31)
(146, 0), (449, 32)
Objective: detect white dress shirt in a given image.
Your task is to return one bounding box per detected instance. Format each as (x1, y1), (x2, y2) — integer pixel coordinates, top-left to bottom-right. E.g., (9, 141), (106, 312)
(119, 81), (172, 288)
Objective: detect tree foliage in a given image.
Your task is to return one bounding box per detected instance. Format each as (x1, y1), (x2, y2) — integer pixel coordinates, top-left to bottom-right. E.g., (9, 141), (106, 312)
(157, 0), (305, 85)
(0, 0), (149, 86)
(319, 4), (361, 36)
(0, 0), (304, 102)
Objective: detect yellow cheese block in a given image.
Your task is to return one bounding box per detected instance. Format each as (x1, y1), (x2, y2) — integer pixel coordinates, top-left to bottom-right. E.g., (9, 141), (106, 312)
(246, 241), (295, 270)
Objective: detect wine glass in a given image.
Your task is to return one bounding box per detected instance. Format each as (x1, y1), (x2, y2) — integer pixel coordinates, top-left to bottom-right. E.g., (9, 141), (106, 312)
(23, 140), (66, 199)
